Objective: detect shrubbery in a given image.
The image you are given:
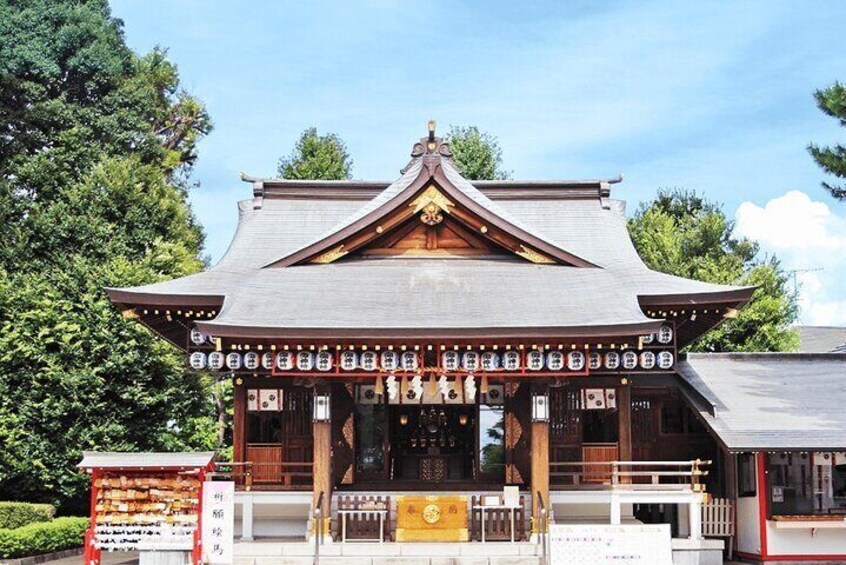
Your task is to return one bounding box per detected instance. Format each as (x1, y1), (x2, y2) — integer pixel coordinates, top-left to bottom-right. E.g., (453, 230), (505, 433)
(0, 517), (88, 559)
(0, 502), (55, 530)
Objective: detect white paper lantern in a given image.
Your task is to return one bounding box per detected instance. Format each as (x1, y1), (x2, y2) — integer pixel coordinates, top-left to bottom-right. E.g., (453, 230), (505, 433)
(226, 352), (242, 370)
(546, 351), (564, 371)
(190, 328), (206, 345)
(261, 352), (274, 370)
(442, 351), (460, 371)
(189, 352), (206, 370)
(462, 351), (480, 372)
(527, 350), (545, 371)
(316, 351), (333, 372)
(622, 351), (638, 370)
(604, 351), (620, 370)
(589, 352), (602, 370)
(481, 352), (500, 371)
(208, 351), (225, 371)
(296, 351), (315, 371)
(657, 351), (675, 369)
(658, 325), (674, 344)
(243, 351), (260, 370)
(641, 333), (655, 345)
(380, 351), (399, 371)
(276, 351), (294, 371)
(341, 350), (359, 371)
(502, 350), (521, 371)
(567, 351), (586, 371)
(639, 351), (656, 370)
(360, 351), (379, 371)
(400, 351), (418, 371)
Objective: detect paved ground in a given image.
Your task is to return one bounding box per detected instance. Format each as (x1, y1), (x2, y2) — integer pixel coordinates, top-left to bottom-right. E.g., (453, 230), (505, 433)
(39, 552), (138, 565)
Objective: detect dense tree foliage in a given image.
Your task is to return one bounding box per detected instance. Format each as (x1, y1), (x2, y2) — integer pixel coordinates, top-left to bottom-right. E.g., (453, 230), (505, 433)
(629, 190), (799, 352)
(447, 126), (510, 181)
(277, 127), (352, 180)
(0, 0), (218, 512)
(808, 81), (846, 200)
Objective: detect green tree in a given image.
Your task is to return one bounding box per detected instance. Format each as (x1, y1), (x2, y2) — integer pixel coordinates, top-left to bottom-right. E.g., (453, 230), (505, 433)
(447, 126), (511, 180)
(277, 127), (352, 180)
(0, 0), (219, 512)
(808, 81), (846, 200)
(628, 190), (799, 352)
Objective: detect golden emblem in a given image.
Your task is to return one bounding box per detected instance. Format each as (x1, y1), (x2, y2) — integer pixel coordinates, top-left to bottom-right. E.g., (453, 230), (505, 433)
(422, 504), (442, 524)
(419, 202), (444, 225)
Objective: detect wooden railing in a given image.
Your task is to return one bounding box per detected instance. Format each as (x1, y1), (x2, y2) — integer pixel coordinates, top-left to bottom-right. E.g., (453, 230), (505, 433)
(209, 461), (314, 490)
(550, 459), (711, 491)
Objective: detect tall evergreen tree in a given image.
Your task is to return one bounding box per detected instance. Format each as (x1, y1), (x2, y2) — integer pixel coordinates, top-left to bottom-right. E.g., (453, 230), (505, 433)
(0, 0), (217, 511)
(808, 81), (846, 200)
(628, 190), (799, 352)
(277, 127), (352, 180)
(447, 126), (511, 181)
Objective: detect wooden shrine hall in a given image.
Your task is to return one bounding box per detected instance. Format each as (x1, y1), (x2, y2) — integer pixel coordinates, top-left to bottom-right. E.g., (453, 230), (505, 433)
(106, 124), (846, 559)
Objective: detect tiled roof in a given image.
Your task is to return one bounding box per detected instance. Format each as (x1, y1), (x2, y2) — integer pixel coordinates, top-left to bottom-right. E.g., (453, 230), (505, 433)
(78, 451), (215, 469)
(106, 136), (752, 338)
(796, 326), (846, 353)
(677, 353), (846, 451)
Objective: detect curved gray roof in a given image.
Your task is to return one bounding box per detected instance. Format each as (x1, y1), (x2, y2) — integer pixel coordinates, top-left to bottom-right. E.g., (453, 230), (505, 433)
(107, 139), (752, 339)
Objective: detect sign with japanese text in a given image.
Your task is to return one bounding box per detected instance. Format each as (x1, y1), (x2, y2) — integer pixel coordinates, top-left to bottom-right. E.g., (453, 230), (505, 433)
(550, 524), (672, 565)
(202, 481), (234, 564)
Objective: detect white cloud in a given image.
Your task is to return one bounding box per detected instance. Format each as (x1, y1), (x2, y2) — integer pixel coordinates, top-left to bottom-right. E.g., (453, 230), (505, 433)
(807, 301), (846, 327)
(735, 191), (846, 326)
(735, 190), (846, 252)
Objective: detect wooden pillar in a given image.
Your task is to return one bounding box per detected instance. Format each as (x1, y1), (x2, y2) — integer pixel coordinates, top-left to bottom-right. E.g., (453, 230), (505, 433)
(531, 384), (550, 526)
(312, 400), (332, 533)
(617, 384), (632, 462)
(233, 380), (246, 465)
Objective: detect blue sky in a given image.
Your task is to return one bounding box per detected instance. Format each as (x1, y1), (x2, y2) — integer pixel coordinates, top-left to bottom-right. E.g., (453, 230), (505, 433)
(111, 0), (846, 326)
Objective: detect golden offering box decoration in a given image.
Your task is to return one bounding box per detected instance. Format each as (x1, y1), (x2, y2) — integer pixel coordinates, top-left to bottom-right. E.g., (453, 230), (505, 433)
(395, 495), (468, 542)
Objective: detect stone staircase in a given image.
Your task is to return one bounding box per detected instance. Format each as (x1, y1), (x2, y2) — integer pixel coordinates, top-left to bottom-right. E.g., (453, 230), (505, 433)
(233, 540), (543, 565)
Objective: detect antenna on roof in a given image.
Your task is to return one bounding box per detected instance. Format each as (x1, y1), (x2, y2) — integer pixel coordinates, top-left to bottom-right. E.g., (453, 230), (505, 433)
(427, 120), (437, 151)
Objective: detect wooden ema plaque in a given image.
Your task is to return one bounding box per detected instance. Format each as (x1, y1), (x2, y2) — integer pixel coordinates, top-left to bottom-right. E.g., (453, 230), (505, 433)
(395, 495), (468, 542)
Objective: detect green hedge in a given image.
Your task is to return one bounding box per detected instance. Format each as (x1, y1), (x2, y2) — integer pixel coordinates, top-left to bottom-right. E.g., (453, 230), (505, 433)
(0, 517), (89, 559)
(0, 503), (55, 530)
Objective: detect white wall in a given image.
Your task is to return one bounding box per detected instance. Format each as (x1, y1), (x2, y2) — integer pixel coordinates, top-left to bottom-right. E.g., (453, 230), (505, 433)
(765, 523), (846, 557)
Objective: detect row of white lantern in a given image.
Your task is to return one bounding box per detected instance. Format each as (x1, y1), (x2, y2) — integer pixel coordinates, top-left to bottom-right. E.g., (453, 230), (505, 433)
(188, 350), (422, 372)
(440, 349), (674, 372)
(641, 325), (674, 345)
(189, 348), (675, 372)
(593, 350), (675, 371)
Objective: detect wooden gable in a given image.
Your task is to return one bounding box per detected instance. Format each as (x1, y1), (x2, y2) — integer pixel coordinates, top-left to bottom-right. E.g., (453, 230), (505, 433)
(306, 184), (557, 264)
(360, 214), (502, 257)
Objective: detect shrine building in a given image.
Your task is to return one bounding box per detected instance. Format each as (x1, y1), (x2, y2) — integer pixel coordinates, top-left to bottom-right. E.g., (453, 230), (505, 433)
(106, 124), (846, 562)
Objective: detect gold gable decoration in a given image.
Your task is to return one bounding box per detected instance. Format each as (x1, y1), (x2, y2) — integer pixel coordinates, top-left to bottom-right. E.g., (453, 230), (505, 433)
(311, 244), (348, 264)
(410, 186), (454, 216)
(516, 245), (555, 265)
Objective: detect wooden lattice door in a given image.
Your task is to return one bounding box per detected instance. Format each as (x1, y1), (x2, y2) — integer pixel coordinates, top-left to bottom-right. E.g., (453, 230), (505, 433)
(631, 394), (658, 461)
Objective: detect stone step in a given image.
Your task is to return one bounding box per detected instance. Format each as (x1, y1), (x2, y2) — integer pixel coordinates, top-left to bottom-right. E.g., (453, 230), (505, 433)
(233, 541), (542, 565)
